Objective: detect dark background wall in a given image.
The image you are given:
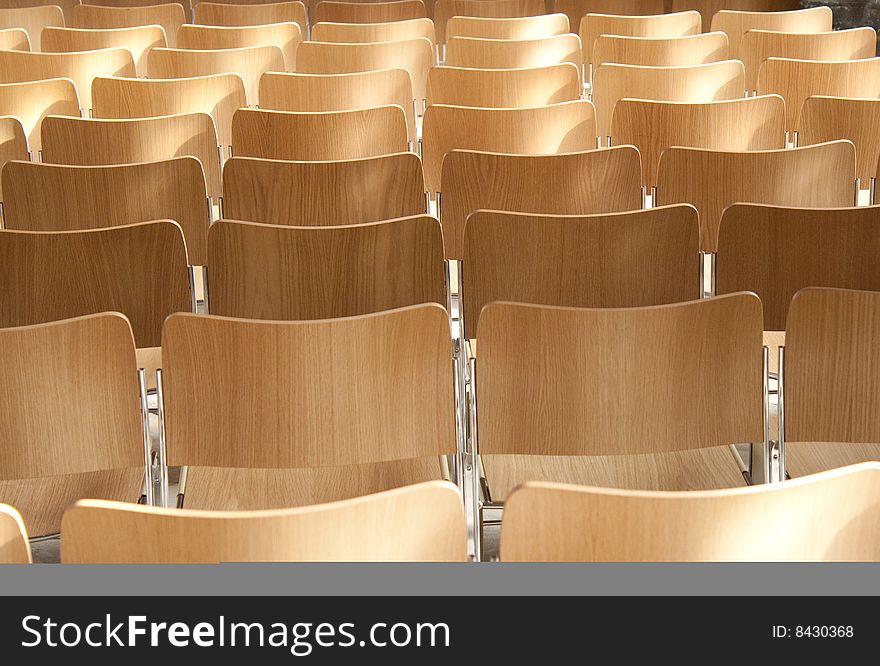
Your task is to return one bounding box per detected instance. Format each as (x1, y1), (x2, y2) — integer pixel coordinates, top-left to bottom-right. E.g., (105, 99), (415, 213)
(803, 1), (880, 53)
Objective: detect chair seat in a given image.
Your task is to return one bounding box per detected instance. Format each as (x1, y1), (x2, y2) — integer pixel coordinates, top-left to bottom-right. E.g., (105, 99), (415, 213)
(786, 442), (880, 479)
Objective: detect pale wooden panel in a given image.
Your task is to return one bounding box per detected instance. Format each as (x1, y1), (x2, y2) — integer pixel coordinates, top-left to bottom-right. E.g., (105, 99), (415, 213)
(710, 6), (833, 59)
(297, 37), (433, 102)
(0, 222), (191, 347)
(161, 304), (456, 468)
(435, 0), (543, 44)
(593, 31), (728, 68)
(463, 205), (700, 337)
(656, 140), (856, 252)
(477, 294), (764, 456)
(441, 146), (640, 259)
(0, 0), (79, 25)
(207, 216), (445, 320)
(0, 79), (79, 157)
(786, 443), (880, 480)
(0, 116), (26, 200)
(177, 22), (302, 71)
(231, 105), (408, 161)
(312, 1), (426, 25)
(611, 95), (785, 188)
(40, 112), (221, 202)
(671, 0), (802, 32)
(0, 504), (30, 564)
(91, 73), (246, 153)
(716, 204), (880, 331)
(592, 59), (745, 143)
(0, 48), (135, 113)
(195, 1), (306, 33)
(555, 1), (665, 45)
(580, 10), (701, 68)
(2, 157), (210, 264)
(444, 34), (581, 71)
(222, 153), (426, 226)
(312, 17), (435, 47)
(73, 3), (186, 47)
(42, 25), (167, 77)
(422, 100), (597, 195)
(500, 463), (880, 561)
(62, 481), (467, 563)
(447, 13), (568, 40)
(0, 5), (63, 51)
(426, 63), (580, 108)
(0, 27), (29, 51)
(84, 0), (189, 8)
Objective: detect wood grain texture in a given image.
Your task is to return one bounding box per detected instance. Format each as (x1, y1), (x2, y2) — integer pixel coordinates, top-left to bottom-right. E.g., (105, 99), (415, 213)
(207, 216), (444, 320)
(312, 1), (427, 25)
(2, 158), (211, 265)
(593, 31), (728, 68)
(435, 0), (544, 44)
(259, 70), (416, 141)
(592, 59), (745, 143)
(42, 25), (167, 77)
(710, 6), (833, 59)
(671, 0), (802, 32)
(161, 304), (456, 468)
(62, 481), (467, 563)
(422, 100), (597, 196)
(0, 79), (79, 157)
(757, 57), (880, 137)
(444, 34), (582, 71)
(221, 153), (426, 226)
(0, 5), (63, 51)
(716, 204), (880, 331)
(655, 140), (856, 252)
(426, 63), (580, 108)
(312, 17), (435, 47)
(0, 27), (29, 51)
(297, 37), (433, 102)
(0, 0), (79, 26)
(0, 48), (135, 113)
(799, 97), (880, 185)
(195, 1), (307, 33)
(463, 205), (700, 337)
(446, 13), (568, 40)
(0, 116), (27, 200)
(232, 105), (408, 161)
(73, 3), (186, 47)
(611, 95), (785, 188)
(91, 73), (247, 153)
(0, 504), (30, 564)
(40, 112), (222, 202)
(178, 22), (302, 72)
(500, 463), (880, 561)
(785, 442), (880, 480)
(555, 0), (665, 45)
(440, 146), (639, 259)
(580, 10), (701, 68)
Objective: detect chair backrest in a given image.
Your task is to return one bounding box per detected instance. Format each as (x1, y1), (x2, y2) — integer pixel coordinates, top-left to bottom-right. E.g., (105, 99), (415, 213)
(311, 1), (427, 25)
(501, 463), (880, 561)
(0, 5), (63, 51)
(446, 13), (569, 40)
(422, 100), (598, 196)
(62, 481), (467, 563)
(312, 18), (435, 47)
(2, 158), (210, 265)
(439, 145), (641, 260)
(221, 153), (426, 227)
(592, 59), (745, 143)
(231, 105), (408, 161)
(40, 112), (222, 202)
(208, 216), (445, 320)
(434, 0), (544, 44)
(73, 3), (186, 48)
(426, 63), (581, 108)
(0, 79), (80, 158)
(296, 38), (433, 102)
(0, 116), (27, 200)
(593, 31), (729, 68)
(711, 5), (833, 59)
(0, 49), (135, 113)
(0, 221), (191, 348)
(161, 304), (456, 469)
(195, 1), (307, 34)
(611, 95), (785, 189)
(476, 294), (764, 457)
(716, 204), (880, 331)
(42, 25), (168, 78)
(670, 0), (802, 32)
(0, 27), (29, 51)
(656, 140), (856, 253)
(555, 0), (665, 42)
(463, 205), (700, 337)
(177, 22), (302, 71)
(148, 45), (285, 106)
(757, 57), (880, 137)
(91, 73), (247, 154)
(260, 70), (416, 141)
(444, 34), (582, 71)
(0, 504), (30, 564)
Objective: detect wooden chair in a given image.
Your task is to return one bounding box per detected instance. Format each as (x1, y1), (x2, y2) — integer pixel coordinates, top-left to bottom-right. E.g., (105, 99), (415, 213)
(592, 59), (745, 145)
(2, 158), (211, 265)
(710, 6), (833, 59)
(0, 27), (29, 51)
(611, 95), (785, 189)
(781, 288), (880, 480)
(0, 79), (79, 162)
(147, 45), (286, 106)
(221, 153), (426, 227)
(0, 0), (79, 26)
(207, 216), (445, 320)
(0, 313), (145, 537)
(439, 145), (641, 260)
(62, 481), (467, 563)
(421, 100), (598, 198)
(670, 0), (802, 33)
(757, 57), (880, 140)
(232, 105), (409, 161)
(160, 304), (455, 510)
(0, 504), (30, 564)
(195, 1), (307, 34)
(0, 117), (27, 201)
(259, 70), (416, 142)
(91, 73), (247, 156)
(72, 3), (186, 48)
(40, 113), (223, 202)
(463, 205), (701, 338)
(426, 63), (581, 108)
(500, 463), (880, 561)
(444, 34), (582, 71)
(555, 1), (665, 45)
(312, 18), (435, 48)
(0, 49), (135, 115)
(0, 5), (63, 51)
(311, 1), (427, 26)
(177, 22), (302, 71)
(434, 0), (544, 45)
(446, 13), (569, 41)
(42, 26), (168, 78)
(655, 140), (857, 253)
(593, 32), (729, 68)
(296, 38), (433, 103)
